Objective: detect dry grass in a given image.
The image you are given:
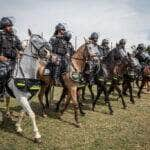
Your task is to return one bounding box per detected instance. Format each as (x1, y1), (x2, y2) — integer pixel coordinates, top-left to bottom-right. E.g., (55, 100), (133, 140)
(0, 86), (150, 150)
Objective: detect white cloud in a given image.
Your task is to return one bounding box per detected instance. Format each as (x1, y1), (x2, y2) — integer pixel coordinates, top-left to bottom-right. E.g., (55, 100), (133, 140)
(0, 0), (149, 49)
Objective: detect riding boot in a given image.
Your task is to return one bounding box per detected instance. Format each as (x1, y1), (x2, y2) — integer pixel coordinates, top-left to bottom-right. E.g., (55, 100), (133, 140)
(54, 65), (61, 86)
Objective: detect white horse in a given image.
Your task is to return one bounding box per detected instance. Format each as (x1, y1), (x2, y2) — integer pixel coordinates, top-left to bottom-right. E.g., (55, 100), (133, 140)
(5, 29), (51, 143)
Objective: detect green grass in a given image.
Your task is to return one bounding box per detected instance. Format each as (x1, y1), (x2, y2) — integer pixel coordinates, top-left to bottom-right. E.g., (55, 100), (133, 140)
(0, 86), (150, 150)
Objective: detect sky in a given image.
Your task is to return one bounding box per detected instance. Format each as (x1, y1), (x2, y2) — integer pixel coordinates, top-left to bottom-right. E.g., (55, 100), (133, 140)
(0, 0), (150, 49)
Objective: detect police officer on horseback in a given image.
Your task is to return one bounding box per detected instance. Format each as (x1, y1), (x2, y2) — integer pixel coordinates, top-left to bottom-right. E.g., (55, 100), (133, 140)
(49, 23), (74, 85)
(0, 17), (23, 101)
(84, 32), (101, 84)
(99, 39), (110, 58)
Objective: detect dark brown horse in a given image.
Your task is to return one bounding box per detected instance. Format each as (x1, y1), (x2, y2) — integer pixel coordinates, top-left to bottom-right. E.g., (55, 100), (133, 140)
(137, 65), (150, 98)
(92, 49), (130, 112)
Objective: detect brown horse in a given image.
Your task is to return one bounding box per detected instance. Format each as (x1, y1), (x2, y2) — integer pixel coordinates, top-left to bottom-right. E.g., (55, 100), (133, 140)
(38, 41), (90, 127)
(138, 65), (150, 98)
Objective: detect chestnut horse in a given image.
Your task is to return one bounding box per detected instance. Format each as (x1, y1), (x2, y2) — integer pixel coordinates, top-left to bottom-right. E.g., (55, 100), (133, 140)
(38, 41), (91, 127)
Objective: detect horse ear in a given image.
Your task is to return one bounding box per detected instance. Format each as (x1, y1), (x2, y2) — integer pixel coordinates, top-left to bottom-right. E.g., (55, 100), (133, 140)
(28, 29), (32, 37)
(84, 37), (88, 43)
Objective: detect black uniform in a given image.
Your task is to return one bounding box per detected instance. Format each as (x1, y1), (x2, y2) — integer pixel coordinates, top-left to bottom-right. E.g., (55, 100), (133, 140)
(0, 30), (23, 98)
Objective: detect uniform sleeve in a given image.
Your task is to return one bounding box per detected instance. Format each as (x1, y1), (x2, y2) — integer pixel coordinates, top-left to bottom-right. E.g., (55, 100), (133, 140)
(0, 31), (2, 48)
(70, 43), (75, 56)
(15, 35), (23, 51)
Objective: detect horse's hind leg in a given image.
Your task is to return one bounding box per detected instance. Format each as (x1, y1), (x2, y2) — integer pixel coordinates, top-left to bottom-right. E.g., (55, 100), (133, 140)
(16, 109), (25, 133)
(92, 84), (103, 111)
(115, 85), (127, 109)
(138, 79), (146, 98)
(38, 85), (47, 117)
(17, 97), (41, 143)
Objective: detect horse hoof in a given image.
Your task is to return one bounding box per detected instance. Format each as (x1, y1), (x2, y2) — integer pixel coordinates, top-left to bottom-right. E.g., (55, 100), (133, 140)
(80, 112), (86, 116)
(131, 100), (135, 104)
(123, 106), (127, 109)
(42, 114), (48, 118)
(34, 138), (42, 144)
(110, 111), (113, 115)
(16, 130), (23, 136)
(76, 123), (82, 128)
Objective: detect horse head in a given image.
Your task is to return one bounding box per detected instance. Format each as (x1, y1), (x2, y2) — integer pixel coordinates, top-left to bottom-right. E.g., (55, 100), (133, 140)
(27, 29), (52, 59)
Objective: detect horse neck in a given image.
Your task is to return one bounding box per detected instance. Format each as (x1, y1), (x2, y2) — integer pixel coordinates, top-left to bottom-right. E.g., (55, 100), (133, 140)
(14, 45), (39, 79)
(71, 45), (86, 72)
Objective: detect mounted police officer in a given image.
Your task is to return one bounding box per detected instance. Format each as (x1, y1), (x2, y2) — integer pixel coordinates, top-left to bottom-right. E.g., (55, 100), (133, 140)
(135, 43), (145, 65)
(63, 31), (75, 57)
(99, 39), (110, 59)
(113, 39), (127, 62)
(0, 17), (23, 101)
(135, 43), (150, 67)
(49, 23), (74, 85)
(84, 32), (101, 84)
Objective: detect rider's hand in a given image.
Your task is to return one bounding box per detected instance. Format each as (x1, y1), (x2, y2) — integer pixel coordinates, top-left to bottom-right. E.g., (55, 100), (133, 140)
(17, 51), (24, 59)
(0, 56), (8, 62)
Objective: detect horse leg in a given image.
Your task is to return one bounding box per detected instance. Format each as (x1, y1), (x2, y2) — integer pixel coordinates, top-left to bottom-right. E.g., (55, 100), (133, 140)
(138, 79), (146, 98)
(88, 84), (94, 101)
(128, 81), (135, 104)
(103, 85), (113, 114)
(70, 87), (81, 127)
(16, 109), (25, 133)
(38, 85), (47, 117)
(5, 96), (11, 117)
(45, 85), (50, 109)
(16, 97), (41, 143)
(55, 88), (67, 112)
(81, 86), (86, 101)
(77, 88), (85, 115)
(92, 84), (103, 111)
(60, 95), (70, 115)
(115, 85), (127, 109)
(122, 80), (128, 96)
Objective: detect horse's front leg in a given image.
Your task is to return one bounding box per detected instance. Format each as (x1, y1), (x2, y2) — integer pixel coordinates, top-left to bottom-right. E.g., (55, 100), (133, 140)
(128, 81), (135, 104)
(71, 86), (81, 128)
(77, 88), (85, 115)
(103, 84), (113, 114)
(115, 85), (127, 109)
(38, 85), (47, 117)
(17, 97), (41, 143)
(138, 79), (146, 98)
(92, 84), (103, 111)
(5, 96), (11, 117)
(88, 84), (94, 101)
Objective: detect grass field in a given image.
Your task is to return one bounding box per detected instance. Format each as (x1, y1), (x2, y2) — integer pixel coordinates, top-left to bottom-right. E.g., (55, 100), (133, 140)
(0, 86), (150, 150)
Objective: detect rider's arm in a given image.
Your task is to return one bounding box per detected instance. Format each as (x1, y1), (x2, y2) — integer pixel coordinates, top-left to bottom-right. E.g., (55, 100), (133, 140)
(15, 35), (24, 52)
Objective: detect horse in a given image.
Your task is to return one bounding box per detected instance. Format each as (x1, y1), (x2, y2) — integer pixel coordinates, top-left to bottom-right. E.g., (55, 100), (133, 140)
(54, 40), (113, 116)
(122, 54), (142, 103)
(92, 48), (130, 112)
(137, 65), (150, 98)
(38, 40), (91, 127)
(135, 52), (150, 98)
(1, 29), (51, 143)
